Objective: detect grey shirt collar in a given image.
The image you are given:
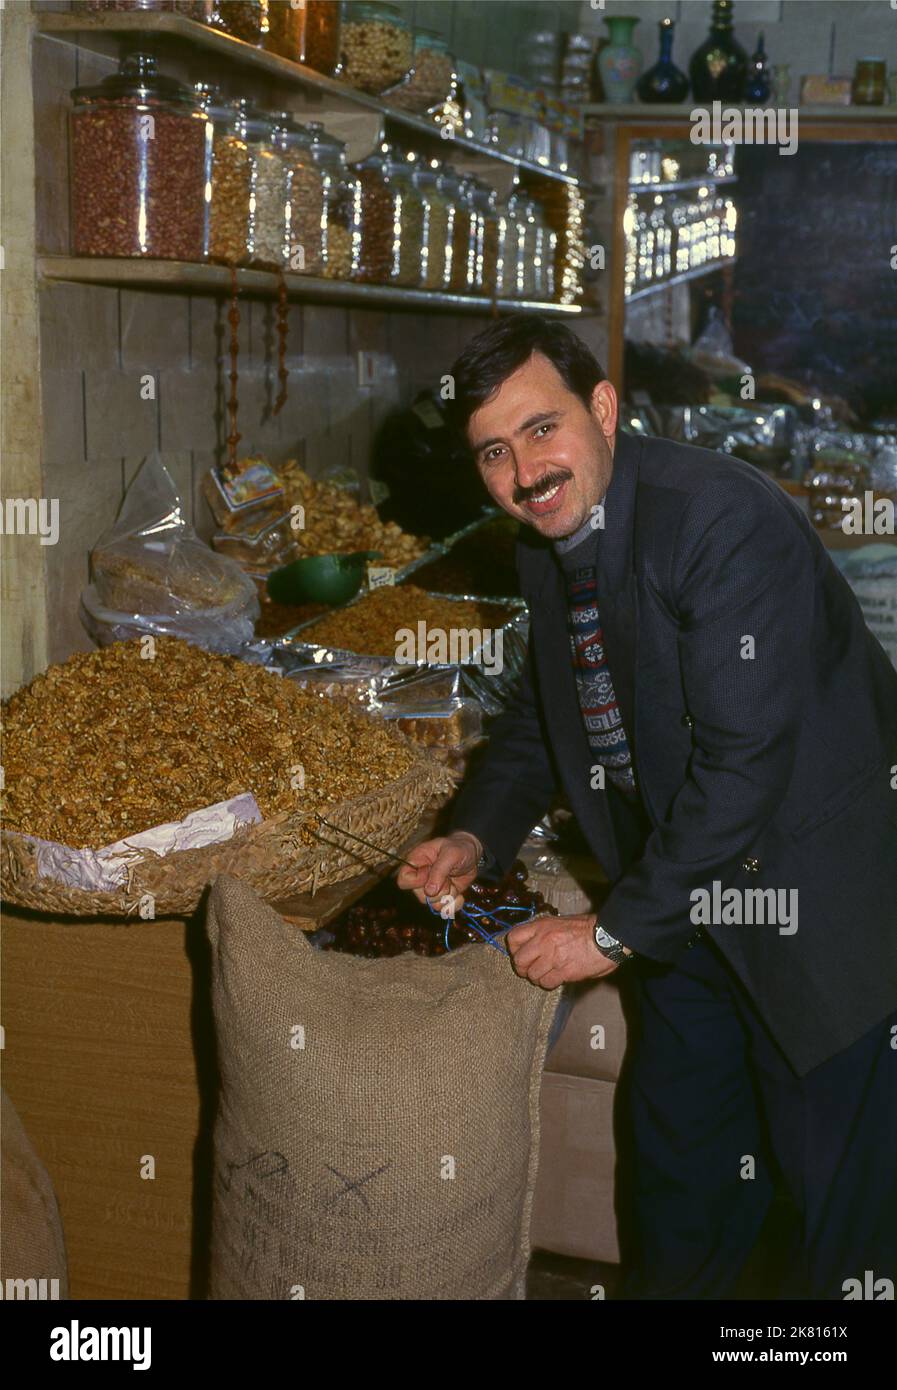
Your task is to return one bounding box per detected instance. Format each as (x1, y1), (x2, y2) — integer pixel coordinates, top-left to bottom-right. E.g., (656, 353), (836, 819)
(553, 509), (598, 562)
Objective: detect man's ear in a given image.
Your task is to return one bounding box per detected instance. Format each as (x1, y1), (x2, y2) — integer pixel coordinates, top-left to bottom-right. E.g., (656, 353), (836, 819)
(590, 380), (618, 440)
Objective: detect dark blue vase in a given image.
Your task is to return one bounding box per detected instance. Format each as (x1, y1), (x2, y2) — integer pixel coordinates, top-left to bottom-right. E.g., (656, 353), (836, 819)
(745, 31), (771, 103)
(637, 16), (689, 103)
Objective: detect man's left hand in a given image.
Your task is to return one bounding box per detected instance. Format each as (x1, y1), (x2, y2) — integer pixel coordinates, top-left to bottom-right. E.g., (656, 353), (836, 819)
(505, 913), (628, 990)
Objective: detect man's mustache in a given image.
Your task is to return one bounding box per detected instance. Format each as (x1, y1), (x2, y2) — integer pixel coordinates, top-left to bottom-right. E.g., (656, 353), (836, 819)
(514, 471), (572, 505)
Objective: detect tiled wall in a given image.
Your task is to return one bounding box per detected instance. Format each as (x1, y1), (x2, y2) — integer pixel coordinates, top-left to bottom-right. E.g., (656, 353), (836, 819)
(579, 0), (897, 93)
(33, 6), (585, 667)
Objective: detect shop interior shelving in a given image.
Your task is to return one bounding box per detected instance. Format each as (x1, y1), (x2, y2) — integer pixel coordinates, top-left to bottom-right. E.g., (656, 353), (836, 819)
(35, 8), (594, 314)
(36, 254), (584, 315)
(625, 259), (734, 303)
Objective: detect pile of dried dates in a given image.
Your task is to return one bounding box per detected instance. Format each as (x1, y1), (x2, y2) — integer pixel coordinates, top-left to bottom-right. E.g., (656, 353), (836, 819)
(324, 860), (558, 958)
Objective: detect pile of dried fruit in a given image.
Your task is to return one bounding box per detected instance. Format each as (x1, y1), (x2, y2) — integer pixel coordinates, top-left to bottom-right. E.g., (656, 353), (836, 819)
(279, 461), (428, 568)
(300, 584), (506, 657)
(0, 636), (418, 850)
(325, 861), (558, 958)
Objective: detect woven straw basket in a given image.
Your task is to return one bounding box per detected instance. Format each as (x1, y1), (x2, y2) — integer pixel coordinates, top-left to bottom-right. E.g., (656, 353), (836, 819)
(0, 749), (457, 919)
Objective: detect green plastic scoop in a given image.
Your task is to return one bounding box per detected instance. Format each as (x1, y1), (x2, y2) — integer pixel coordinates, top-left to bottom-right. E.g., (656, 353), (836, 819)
(266, 550), (382, 606)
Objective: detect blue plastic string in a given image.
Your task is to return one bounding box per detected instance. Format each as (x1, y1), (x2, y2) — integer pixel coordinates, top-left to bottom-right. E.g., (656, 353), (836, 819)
(424, 896), (544, 956)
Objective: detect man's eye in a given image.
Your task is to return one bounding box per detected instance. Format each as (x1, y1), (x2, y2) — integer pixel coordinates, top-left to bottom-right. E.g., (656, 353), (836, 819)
(534, 423), (553, 439)
(484, 447), (505, 463)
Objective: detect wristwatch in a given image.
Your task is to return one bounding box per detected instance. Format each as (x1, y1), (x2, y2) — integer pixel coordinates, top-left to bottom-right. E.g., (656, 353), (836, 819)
(593, 920), (633, 967)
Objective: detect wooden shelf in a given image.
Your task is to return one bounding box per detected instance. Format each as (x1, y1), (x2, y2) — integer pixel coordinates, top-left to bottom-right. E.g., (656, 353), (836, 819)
(37, 255), (589, 315)
(629, 176), (738, 194)
(625, 258), (735, 302)
(36, 10), (590, 189)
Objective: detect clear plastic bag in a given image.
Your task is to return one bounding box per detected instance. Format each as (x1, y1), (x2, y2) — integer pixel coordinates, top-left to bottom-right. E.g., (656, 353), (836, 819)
(81, 454), (259, 653)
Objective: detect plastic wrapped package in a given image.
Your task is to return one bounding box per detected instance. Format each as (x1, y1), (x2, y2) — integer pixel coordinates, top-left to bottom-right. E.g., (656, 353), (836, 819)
(81, 454), (259, 653)
(832, 546), (897, 669)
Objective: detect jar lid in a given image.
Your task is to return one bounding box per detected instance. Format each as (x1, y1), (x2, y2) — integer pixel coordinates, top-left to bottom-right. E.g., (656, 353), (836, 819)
(236, 100), (276, 139)
(271, 111), (314, 146)
(414, 27), (449, 52)
(73, 52), (196, 107)
(306, 120), (345, 155)
(349, 2), (406, 23)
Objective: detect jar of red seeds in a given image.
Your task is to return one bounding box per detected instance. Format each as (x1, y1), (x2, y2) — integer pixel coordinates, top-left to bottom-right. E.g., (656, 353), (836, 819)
(70, 53), (206, 260)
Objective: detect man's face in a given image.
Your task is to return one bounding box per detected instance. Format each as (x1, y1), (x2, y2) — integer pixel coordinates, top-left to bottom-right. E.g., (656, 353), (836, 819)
(467, 351), (617, 540)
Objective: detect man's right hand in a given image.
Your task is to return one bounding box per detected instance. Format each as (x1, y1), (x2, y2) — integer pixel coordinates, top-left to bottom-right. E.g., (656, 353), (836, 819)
(395, 830), (484, 909)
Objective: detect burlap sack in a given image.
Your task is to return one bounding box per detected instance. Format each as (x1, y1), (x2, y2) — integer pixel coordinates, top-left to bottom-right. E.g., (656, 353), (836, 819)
(206, 873), (560, 1301)
(1, 1088), (69, 1299)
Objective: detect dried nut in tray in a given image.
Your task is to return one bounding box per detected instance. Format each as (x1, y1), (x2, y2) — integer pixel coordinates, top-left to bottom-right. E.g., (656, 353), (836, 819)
(0, 636), (420, 851)
(300, 585), (510, 658)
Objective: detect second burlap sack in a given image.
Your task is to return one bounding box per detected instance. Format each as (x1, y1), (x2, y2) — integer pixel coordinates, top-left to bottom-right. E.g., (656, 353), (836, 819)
(206, 873), (560, 1301)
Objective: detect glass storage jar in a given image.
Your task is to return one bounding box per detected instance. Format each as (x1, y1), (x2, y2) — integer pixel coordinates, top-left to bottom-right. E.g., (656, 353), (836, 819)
(501, 188), (529, 298)
(446, 169), (476, 293)
(70, 52), (206, 260)
(468, 177), (499, 295)
(199, 92), (254, 265)
(263, 0), (305, 60)
(303, 0), (342, 75)
(382, 28), (457, 119)
(85, 2), (174, 10)
(414, 160), (451, 290)
(492, 193), (512, 297)
(202, 1), (267, 44)
(543, 225), (558, 301)
(307, 122), (360, 279)
(389, 150), (428, 288)
(522, 197), (544, 299)
(353, 149), (401, 284)
(279, 115), (325, 274)
(243, 105), (290, 268)
(340, 2), (412, 95)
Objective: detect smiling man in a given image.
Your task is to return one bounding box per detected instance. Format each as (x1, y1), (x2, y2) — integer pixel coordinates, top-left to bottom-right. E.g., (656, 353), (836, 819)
(396, 315), (897, 1301)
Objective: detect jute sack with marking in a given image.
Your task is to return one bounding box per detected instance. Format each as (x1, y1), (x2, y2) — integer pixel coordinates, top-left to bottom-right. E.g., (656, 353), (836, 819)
(206, 873), (560, 1301)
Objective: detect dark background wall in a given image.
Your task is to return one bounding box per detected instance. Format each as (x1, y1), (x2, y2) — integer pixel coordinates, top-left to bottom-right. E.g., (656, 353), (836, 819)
(732, 140), (897, 421)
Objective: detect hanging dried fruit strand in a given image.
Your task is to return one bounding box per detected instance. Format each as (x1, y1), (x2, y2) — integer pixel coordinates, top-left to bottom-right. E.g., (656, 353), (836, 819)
(272, 267), (289, 416)
(225, 264), (242, 473)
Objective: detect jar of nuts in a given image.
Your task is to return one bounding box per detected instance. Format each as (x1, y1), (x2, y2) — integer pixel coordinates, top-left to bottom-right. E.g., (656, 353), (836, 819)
(502, 186), (530, 298)
(262, 0), (306, 60)
(352, 149), (401, 284)
(308, 122), (360, 280)
(414, 160), (451, 291)
(390, 150), (428, 289)
(70, 53), (206, 261)
(468, 177), (499, 296)
(279, 115), (325, 276)
(340, 1), (412, 95)
(445, 168), (477, 294)
(523, 196), (546, 301)
(242, 106), (291, 269)
(199, 91), (253, 265)
(202, 0), (267, 45)
(382, 28), (458, 121)
(303, 0), (342, 76)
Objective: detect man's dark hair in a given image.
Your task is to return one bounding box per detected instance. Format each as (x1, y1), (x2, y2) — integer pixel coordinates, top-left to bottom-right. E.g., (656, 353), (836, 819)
(445, 313), (607, 443)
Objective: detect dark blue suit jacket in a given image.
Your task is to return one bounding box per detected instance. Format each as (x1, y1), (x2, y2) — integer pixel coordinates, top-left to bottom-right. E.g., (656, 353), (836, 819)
(450, 429), (897, 1076)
